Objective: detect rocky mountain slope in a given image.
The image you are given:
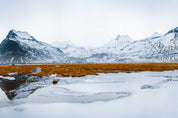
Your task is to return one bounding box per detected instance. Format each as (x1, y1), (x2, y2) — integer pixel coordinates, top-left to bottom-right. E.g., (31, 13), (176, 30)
(84, 27), (178, 63)
(0, 30), (66, 64)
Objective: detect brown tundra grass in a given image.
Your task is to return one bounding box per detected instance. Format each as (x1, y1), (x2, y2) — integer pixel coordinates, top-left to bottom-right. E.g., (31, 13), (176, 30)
(0, 63), (178, 77)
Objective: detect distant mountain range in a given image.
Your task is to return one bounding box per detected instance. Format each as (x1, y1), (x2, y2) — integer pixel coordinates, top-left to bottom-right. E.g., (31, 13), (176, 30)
(0, 27), (178, 64)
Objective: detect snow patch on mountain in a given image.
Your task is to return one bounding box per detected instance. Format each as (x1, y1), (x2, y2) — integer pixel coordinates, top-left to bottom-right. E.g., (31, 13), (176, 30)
(51, 40), (93, 58)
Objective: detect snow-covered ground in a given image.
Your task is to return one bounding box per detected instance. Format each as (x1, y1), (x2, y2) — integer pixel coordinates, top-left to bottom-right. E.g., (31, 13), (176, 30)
(0, 70), (178, 118)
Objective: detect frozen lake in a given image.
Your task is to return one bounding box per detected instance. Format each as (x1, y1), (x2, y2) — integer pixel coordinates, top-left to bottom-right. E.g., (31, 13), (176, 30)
(0, 70), (178, 118)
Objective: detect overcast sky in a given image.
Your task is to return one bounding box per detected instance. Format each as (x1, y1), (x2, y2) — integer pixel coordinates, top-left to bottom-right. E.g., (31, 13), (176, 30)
(0, 0), (178, 47)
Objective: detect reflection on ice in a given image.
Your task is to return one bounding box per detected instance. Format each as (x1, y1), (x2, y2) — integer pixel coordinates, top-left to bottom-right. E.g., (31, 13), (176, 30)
(0, 75), (49, 100)
(0, 79), (21, 100)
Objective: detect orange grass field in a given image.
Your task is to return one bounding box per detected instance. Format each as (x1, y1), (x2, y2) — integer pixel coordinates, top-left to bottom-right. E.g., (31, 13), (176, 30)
(0, 63), (178, 77)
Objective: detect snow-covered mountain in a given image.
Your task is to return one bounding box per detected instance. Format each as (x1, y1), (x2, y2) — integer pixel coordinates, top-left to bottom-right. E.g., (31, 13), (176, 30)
(93, 35), (133, 54)
(147, 28), (178, 62)
(51, 40), (93, 58)
(0, 30), (66, 64)
(85, 27), (178, 63)
(0, 27), (178, 64)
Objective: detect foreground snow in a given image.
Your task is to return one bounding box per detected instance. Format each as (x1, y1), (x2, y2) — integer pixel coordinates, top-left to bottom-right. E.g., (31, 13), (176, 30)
(0, 70), (178, 118)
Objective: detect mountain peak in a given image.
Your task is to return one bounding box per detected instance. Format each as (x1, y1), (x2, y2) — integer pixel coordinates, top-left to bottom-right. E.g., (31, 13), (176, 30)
(63, 40), (76, 45)
(171, 27), (178, 32)
(115, 35), (120, 40)
(114, 34), (133, 42)
(7, 29), (34, 40)
(7, 30), (18, 39)
(51, 40), (79, 49)
(165, 27), (178, 36)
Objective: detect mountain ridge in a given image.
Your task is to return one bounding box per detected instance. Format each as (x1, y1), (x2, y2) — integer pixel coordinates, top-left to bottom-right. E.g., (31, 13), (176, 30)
(0, 27), (178, 64)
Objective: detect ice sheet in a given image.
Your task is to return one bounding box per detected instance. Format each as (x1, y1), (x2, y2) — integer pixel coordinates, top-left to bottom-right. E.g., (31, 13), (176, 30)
(0, 70), (178, 118)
